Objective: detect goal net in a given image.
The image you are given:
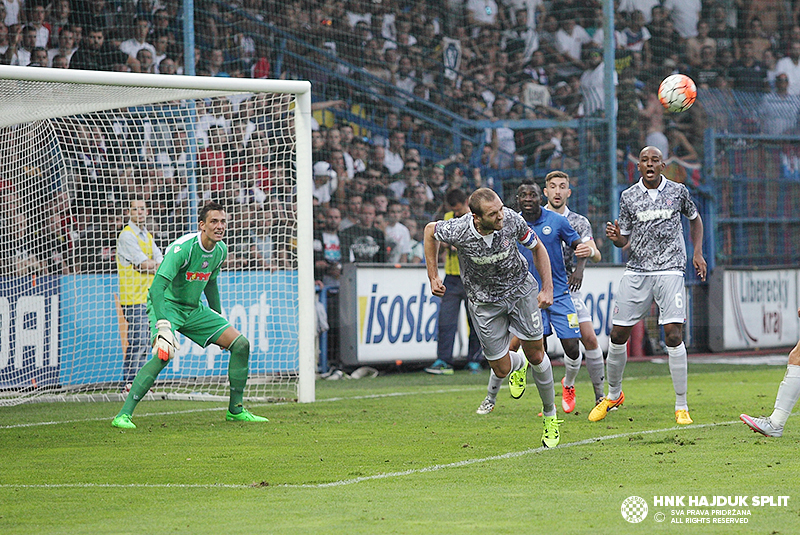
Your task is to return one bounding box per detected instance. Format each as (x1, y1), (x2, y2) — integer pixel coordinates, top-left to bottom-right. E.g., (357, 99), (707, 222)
(0, 66), (315, 406)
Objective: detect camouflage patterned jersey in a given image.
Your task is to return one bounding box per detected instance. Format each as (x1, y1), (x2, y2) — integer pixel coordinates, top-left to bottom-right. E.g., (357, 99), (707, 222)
(618, 176), (699, 273)
(546, 205), (593, 276)
(434, 208), (539, 303)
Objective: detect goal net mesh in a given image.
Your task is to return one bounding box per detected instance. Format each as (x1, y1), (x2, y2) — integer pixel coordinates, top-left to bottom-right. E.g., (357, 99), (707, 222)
(0, 75), (307, 406)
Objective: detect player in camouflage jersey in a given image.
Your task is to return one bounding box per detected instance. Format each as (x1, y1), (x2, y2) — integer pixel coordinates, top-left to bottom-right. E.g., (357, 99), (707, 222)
(112, 201), (268, 429)
(424, 188), (563, 447)
(542, 171), (606, 410)
(592, 146), (707, 425)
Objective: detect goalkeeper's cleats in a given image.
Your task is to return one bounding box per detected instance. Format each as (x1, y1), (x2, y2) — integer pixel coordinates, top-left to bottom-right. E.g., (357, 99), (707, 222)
(226, 408), (269, 422)
(675, 409), (693, 425)
(541, 415), (563, 448)
(588, 392), (624, 422)
(508, 358), (528, 399)
(112, 414), (136, 429)
(561, 377), (576, 413)
(740, 414), (782, 437)
(476, 396), (495, 415)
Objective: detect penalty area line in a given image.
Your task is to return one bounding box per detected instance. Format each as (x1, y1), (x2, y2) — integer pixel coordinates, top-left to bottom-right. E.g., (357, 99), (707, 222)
(0, 419), (741, 490)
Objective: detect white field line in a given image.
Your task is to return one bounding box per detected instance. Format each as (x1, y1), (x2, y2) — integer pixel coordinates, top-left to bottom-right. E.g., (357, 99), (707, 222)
(0, 381), (750, 491)
(0, 420), (741, 490)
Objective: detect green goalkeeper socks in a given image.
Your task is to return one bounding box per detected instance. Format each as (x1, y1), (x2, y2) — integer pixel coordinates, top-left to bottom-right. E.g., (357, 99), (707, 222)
(118, 356), (169, 417)
(228, 336), (250, 414)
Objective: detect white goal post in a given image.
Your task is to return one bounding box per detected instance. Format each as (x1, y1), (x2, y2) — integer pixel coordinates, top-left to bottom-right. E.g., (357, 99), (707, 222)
(0, 65), (315, 405)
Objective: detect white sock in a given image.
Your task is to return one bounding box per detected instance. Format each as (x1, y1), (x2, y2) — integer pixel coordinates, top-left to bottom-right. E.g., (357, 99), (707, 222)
(606, 341), (628, 401)
(486, 370), (502, 403)
(770, 364), (800, 428)
(563, 353), (581, 387)
(531, 353), (556, 417)
(668, 342), (688, 411)
(584, 347), (605, 401)
(508, 350), (526, 372)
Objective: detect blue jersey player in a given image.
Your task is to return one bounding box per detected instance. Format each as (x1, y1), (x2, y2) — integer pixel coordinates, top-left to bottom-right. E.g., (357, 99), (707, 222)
(512, 179), (595, 413)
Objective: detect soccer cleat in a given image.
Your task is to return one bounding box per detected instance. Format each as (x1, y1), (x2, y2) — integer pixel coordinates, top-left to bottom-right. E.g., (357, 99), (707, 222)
(424, 359), (454, 375)
(476, 396), (495, 415)
(740, 414), (783, 437)
(226, 409), (269, 422)
(466, 362), (481, 374)
(561, 377), (576, 413)
(541, 415), (563, 448)
(675, 409), (693, 425)
(508, 358), (528, 399)
(588, 392), (625, 422)
(111, 414), (136, 429)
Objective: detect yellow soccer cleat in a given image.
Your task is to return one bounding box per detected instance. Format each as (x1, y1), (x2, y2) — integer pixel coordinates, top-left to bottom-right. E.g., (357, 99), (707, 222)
(675, 409), (693, 425)
(588, 392), (625, 422)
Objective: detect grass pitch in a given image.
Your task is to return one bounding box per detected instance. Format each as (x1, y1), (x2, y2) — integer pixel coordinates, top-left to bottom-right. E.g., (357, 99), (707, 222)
(1, 361), (799, 534)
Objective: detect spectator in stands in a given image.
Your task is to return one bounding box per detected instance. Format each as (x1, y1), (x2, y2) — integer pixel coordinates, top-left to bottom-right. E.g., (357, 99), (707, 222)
(426, 163), (448, 209)
(71, 27), (138, 71)
(47, 24), (76, 67)
(383, 130), (406, 176)
(579, 48), (616, 118)
(692, 45), (723, 89)
(708, 5), (739, 60)
(487, 96), (516, 168)
(621, 10), (652, 69)
(136, 48), (155, 73)
(685, 19), (715, 69)
(339, 193), (362, 231)
(339, 201), (387, 263)
(52, 53), (69, 68)
(662, 0), (701, 39)
(79, 0), (115, 37)
(9, 24), (38, 66)
(27, 3), (50, 48)
(120, 17), (155, 62)
(313, 206), (342, 288)
(618, 0), (661, 24)
(157, 56), (177, 74)
(760, 73), (800, 135)
(388, 159), (431, 201)
(731, 40), (769, 93)
(648, 5), (683, 68)
(47, 0), (70, 47)
(28, 45), (47, 66)
(407, 182), (436, 229)
(384, 200), (411, 264)
(743, 17), (774, 62)
(776, 41), (800, 95)
(2, 0), (20, 27)
(554, 12), (593, 76)
(0, 21), (10, 59)
(151, 31), (170, 72)
(312, 160), (337, 209)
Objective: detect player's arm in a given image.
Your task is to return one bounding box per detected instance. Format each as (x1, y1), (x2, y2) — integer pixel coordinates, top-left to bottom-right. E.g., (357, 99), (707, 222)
(148, 274), (178, 360)
(423, 222), (446, 297)
(204, 278), (222, 313)
(568, 238), (590, 292)
(530, 240), (553, 309)
(605, 219), (629, 248)
(689, 214), (707, 281)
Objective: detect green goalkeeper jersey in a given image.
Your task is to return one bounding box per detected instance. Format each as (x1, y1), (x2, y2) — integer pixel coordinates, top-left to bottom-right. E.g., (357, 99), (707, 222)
(148, 231), (227, 311)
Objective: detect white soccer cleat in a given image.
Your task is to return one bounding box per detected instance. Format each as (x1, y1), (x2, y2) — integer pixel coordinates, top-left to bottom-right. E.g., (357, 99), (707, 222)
(740, 414), (783, 437)
(476, 396), (495, 415)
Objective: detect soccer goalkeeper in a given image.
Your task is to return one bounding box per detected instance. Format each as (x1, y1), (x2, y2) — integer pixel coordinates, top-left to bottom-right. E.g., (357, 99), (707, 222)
(112, 201), (268, 429)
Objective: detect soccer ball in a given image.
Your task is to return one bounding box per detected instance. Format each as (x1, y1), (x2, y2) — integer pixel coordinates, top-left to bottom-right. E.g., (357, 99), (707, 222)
(658, 74), (697, 113)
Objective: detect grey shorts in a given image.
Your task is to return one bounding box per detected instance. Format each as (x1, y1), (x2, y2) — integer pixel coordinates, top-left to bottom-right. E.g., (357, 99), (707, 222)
(570, 291), (593, 324)
(611, 273), (686, 327)
(467, 292), (544, 361)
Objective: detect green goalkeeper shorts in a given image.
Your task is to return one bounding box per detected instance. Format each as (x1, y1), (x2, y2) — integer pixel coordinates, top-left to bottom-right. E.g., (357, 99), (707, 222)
(147, 302), (231, 348)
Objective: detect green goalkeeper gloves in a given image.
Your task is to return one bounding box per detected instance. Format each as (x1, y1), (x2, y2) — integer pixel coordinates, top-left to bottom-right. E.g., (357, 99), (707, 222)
(153, 319), (178, 361)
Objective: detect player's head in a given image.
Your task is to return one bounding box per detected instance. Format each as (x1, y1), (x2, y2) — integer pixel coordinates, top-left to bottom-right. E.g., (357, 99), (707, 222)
(469, 188), (504, 233)
(544, 170), (571, 211)
(445, 188), (469, 217)
(129, 199), (147, 224)
(516, 179), (543, 220)
(638, 146), (665, 182)
(198, 201), (227, 244)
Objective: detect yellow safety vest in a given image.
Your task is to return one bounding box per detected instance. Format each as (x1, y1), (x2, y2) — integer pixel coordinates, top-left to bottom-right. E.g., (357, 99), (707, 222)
(443, 211), (461, 276)
(117, 225), (156, 306)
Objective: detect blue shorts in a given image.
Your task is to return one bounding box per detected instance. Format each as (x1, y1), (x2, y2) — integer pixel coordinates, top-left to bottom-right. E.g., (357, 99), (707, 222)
(542, 293), (581, 339)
